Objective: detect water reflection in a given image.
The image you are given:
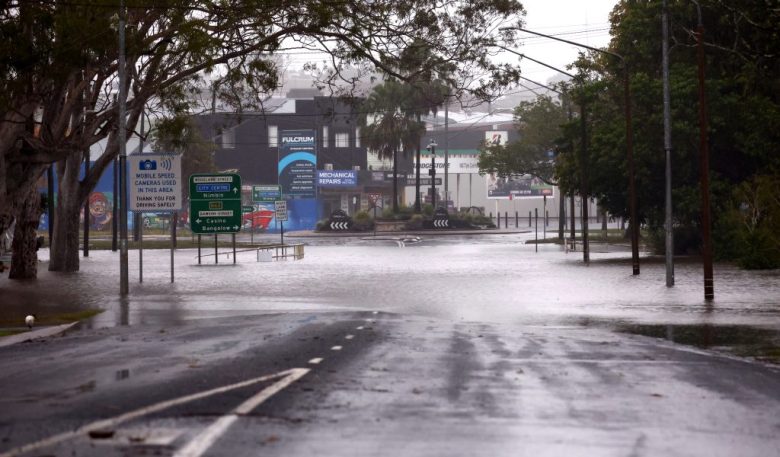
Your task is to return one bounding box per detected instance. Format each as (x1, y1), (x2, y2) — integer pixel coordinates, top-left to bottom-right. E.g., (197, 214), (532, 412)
(614, 323), (780, 363)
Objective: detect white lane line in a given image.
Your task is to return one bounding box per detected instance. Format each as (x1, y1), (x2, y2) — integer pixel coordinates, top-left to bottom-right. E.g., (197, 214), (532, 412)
(308, 357), (324, 365)
(345, 334), (354, 340)
(0, 369), (304, 457)
(173, 368), (309, 457)
(331, 345), (342, 351)
(356, 326), (364, 330)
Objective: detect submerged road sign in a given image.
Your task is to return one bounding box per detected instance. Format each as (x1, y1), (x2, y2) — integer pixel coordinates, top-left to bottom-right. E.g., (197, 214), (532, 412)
(189, 174), (242, 234)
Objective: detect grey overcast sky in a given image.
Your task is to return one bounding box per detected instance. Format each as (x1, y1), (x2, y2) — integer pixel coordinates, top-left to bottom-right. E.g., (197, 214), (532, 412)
(512, 0), (618, 84)
(276, 1), (619, 96)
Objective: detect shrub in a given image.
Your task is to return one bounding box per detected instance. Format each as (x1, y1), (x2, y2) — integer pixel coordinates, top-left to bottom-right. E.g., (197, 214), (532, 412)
(405, 214), (424, 230)
(354, 210), (371, 224)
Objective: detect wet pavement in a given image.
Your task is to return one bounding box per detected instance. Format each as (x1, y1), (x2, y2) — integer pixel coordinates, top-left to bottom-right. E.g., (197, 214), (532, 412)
(1, 233), (780, 456)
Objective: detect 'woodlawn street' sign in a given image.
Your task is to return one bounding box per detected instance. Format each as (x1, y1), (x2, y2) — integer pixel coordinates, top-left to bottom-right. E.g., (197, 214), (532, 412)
(189, 174), (242, 234)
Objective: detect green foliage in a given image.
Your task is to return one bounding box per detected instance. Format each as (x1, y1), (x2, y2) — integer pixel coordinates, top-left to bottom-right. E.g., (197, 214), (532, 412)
(353, 211), (372, 230)
(729, 175), (780, 269)
(315, 219), (331, 231)
(554, 0), (780, 264)
(422, 204), (434, 217)
(479, 95), (568, 184)
(404, 214), (424, 230)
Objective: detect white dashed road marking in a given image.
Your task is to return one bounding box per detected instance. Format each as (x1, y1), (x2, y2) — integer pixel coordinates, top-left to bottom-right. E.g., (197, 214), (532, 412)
(308, 358), (324, 365)
(331, 345), (342, 351)
(345, 334), (354, 340)
(0, 368), (309, 457)
(173, 368), (309, 457)
(356, 326), (364, 330)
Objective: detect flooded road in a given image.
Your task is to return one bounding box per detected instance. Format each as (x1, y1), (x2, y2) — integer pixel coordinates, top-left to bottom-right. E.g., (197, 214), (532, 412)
(3, 233), (780, 456)
(7, 233), (779, 330)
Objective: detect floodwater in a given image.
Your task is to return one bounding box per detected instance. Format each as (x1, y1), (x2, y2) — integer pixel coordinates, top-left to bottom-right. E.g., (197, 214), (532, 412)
(4, 233), (779, 334)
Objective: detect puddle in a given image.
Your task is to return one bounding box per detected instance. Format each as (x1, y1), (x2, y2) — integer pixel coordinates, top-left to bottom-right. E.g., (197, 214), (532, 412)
(615, 323), (780, 363)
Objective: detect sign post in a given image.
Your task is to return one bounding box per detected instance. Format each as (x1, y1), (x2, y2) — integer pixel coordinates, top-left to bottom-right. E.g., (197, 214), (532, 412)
(128, 154), (182, 282)
(189, 173), (242, 264)
(275, 200), (288, 245)
(242, 205), (254, 244)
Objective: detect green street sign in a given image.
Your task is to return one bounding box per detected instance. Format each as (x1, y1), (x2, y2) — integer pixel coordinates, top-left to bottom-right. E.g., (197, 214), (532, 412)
(242, 205), (254, 213)
(189, 174), (242, 234)
(252, 185), (281, 202)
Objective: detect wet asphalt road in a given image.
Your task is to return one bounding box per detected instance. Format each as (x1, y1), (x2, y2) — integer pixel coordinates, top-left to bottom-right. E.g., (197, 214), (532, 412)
(1, 311), (779, 457)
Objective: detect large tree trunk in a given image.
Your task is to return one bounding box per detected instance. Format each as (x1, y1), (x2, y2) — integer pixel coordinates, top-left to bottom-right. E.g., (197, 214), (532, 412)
(49, 153), (83, 272)
(8, 186), (43, 279)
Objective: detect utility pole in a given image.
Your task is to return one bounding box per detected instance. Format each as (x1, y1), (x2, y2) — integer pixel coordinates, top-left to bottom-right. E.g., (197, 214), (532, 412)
(662, 0), (674, 287)
(501, 26), (640, 275)
(579, 102), (589, 263)
(694, 1), (714, 300)
(118, 0), (129, 295)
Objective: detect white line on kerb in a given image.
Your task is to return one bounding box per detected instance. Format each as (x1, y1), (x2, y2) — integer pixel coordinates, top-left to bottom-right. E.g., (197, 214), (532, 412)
(0, 368), (308, 457)
(345, 334), (354, 340)
(331, 345), (342, 351)
(173, 368), (309, 457)
(308, 358), (324, 365)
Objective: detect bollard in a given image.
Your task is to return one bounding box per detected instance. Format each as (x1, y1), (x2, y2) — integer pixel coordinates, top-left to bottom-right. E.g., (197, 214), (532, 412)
(528, 211), (532, 227)
(505, 212), (508, 229)
(515, 211), (519, 228)
(546, 210), (549, 227)
(534, 208), (538, 252)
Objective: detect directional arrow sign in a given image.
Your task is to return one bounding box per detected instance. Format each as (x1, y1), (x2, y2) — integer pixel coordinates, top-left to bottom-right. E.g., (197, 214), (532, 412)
(189, 174), (242, 234)
(252, 185), (281, 203)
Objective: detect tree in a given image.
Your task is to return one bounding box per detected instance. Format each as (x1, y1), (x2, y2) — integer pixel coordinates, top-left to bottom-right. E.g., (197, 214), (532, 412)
(552, 0), (780, 264)
(396, 39), (452, 212)
(150, 115), (218, 201)
(478, 95), (569, 184)
(1, 0), (528, 277)
(361, 81), (425, 213)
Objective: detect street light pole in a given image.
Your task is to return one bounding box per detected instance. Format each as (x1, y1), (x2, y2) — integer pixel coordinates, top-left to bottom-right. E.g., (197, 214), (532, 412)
(427, 140), (438, 208)
(662, 0), (675, 287)
(444, 95), (449, 209)
(502, 26), (640, 275)
(118, 0), (129, 295)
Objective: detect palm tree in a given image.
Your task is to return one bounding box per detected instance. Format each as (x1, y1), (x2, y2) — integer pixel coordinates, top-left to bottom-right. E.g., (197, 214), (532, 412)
(361, 81), (425, 213)
(397, 40), (452, 212)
